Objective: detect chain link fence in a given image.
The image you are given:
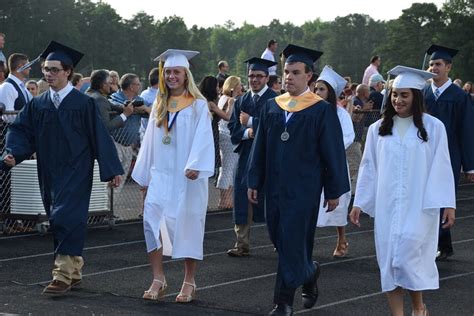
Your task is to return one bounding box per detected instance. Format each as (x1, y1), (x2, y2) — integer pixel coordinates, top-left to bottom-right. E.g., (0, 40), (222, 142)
(0, 108), (381, 235)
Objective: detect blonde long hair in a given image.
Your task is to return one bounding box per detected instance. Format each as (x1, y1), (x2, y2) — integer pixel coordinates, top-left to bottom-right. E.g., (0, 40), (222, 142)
(154, 67), (205, 127)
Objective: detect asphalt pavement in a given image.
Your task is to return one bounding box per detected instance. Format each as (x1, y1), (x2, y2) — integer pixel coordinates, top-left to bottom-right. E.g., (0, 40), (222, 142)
(0, 183), (473, 315)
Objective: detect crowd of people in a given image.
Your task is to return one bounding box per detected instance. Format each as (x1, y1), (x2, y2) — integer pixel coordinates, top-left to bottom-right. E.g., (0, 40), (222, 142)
(1, 32), (474, 316)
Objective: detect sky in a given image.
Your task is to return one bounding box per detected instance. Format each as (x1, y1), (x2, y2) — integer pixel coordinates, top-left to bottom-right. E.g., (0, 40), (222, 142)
(98, 0), (447, 28)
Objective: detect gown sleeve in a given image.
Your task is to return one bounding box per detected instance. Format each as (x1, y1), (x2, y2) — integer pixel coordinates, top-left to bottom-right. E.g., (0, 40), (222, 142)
(228, 96), (247, 150)
(423, 118), (456, 212)
(247, 101), (267, 191)
(459, 92), (474, 171)
(131, 107), (156, 187)
(184, 101), (215, 179)
(338, 106), (355, 149)
(353, 122), (378, 217)
(320, 105), (350, 199)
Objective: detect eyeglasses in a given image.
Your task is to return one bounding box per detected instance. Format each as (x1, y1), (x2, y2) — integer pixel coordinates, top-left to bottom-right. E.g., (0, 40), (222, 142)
(42, 67), (64, 75)
(248, 74), (267, 80)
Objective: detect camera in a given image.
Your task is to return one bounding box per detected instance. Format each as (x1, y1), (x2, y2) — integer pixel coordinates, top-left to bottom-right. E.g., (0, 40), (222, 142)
(131, 99), (144, 107)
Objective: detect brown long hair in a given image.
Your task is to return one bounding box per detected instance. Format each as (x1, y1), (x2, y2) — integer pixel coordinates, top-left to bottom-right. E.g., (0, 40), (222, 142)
(379, 88), (428, 142)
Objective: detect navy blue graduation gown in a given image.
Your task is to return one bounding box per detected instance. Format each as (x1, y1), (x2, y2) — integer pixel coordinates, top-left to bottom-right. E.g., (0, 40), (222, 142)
(228, 88), (277, 224)
(0, 90), (123, 256)
(247, 99), (349, 288)
(423, 84), (474, 187)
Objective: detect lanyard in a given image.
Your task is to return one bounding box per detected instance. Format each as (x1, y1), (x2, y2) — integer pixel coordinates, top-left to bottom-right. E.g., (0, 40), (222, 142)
(166, 111), (179, 134)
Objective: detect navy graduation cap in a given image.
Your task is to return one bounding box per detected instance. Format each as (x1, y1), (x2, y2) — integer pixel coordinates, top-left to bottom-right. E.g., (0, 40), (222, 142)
(41, 41), (84, 67)
(17, 40), (84, 72)
(244, 57), (277, 73)
(426, 44), (458, 63)
(282, 44), (323, 67)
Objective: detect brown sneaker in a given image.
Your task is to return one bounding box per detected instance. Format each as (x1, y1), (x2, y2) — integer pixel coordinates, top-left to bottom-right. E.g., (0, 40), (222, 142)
(42, 280), (71, 295)
(226, 248), (250, 257)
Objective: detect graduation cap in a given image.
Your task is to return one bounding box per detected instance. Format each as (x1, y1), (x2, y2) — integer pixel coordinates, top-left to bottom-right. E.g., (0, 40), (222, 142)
(317, 65), (347, 96)
(17, 40), (84, 72)
(388, 65), (434, 90)
(282, 44), (323, 67)
(421, 44), (459, 69)
(154, 49), (199, 69)
(244, 57), (277, 74)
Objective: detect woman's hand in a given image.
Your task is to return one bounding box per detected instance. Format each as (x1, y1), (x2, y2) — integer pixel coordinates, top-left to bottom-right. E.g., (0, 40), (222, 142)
(185, 169), (200, 180)
(442, 208), (455, 229)
(349, 207), (362, 227)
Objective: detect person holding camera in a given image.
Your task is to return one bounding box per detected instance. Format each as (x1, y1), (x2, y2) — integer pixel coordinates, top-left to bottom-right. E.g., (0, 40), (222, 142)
(86, 69), (133, 132)
(108, 73), (147, 191)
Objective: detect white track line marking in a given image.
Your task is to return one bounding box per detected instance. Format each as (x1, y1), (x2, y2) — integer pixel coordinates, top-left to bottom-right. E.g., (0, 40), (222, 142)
(294, 271), (474, 314)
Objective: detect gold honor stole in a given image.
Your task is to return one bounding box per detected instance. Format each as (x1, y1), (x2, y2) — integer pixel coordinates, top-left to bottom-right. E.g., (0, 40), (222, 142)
(275, 92), (323, 112)
(166, 94), (195, 113)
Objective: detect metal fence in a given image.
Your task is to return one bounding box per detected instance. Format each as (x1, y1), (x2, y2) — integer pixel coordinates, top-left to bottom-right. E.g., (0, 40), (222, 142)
(0, 109), (381, 235)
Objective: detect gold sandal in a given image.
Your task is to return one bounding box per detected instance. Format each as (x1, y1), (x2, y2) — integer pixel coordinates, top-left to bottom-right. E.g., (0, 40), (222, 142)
(175, 281), (196, 303)
(333, 241), (349, 258)
(143, 278), (167, 300)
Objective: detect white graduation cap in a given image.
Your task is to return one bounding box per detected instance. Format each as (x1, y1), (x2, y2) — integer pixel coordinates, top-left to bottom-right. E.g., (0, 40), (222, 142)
(154, 49), (199, 68)
(389, 65), (434, 90)
(317, 65), (347, 97)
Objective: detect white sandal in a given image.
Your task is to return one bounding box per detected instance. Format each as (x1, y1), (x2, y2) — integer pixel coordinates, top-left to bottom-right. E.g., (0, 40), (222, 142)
(175, 281), (196, 303)
(143, 278), (167, 300)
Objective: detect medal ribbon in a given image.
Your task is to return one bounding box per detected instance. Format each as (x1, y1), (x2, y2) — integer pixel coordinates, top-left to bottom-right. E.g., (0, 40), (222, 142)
(164, 111), (180, 137)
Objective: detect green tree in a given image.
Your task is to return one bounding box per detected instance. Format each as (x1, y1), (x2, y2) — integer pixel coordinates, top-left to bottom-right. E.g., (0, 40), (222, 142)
(377, 3), (443, 73)
(438, 0), (474, 80)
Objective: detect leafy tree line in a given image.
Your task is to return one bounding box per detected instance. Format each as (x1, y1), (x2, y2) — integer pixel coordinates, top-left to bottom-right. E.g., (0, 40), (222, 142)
(0, 0), (472, 83)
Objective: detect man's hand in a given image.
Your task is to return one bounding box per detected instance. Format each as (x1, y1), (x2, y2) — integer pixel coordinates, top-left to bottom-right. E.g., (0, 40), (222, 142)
(248, 189), (258, 204)
(3, 154), (16, 167)
(240, 112), (250, 126)
(441, 207), (455, 229)
(324, 198), (339, 212)
(109, 175), (121, 188)
(349, 207), (362, 227)
(133, 104), (149, 115)
(123, 102), (133, 117)
(185, 169), (199, 180)
(248, 128), (254, 139)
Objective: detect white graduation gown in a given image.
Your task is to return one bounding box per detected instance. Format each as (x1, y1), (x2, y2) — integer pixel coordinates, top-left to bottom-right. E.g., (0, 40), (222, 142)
(317, 106), (355, 227)
(353, 114), (455, 292)
(131, 99), (215, 260)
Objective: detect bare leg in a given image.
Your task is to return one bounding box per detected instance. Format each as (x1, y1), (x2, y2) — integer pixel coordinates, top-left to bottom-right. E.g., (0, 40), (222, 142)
(183, 258), (197, 286)
(176, 258), (197, 301)
(336, 226), (346, 244)
(149, 247), (165, 280)
(408, 290), (426, 315)
(143, 247), (166, 299)
(386, 287), (404, 316)
(333, 226), (349, 257)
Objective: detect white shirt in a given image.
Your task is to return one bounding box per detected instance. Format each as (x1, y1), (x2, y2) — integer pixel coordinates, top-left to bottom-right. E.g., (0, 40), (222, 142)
(49, 82), (74, 106)
(139, 86), (158, 131)
(0, 74), (32, 122)
(0, 74), (32, 111)
(362, 64), (379, 86)
(431, 78), (452, 96)
(261, 48), (277, 75)
(393, 115), (413, 140)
